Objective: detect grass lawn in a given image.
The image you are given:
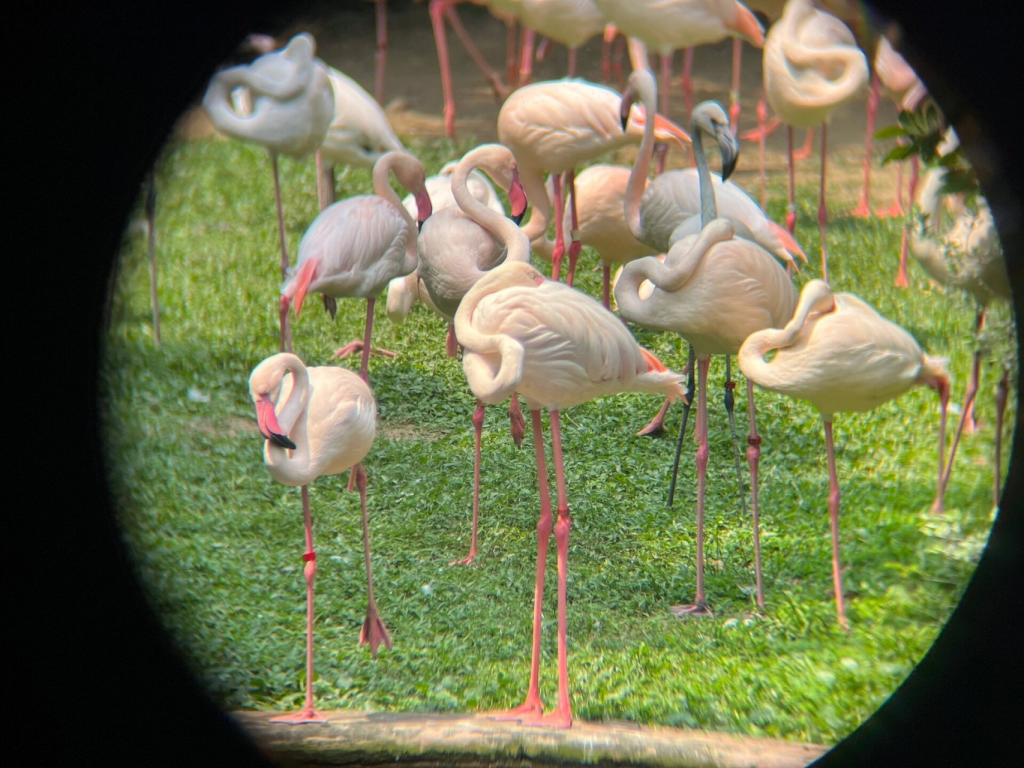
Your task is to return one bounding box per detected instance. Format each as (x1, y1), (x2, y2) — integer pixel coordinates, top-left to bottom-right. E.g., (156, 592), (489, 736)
(101, 131), (1014, 747)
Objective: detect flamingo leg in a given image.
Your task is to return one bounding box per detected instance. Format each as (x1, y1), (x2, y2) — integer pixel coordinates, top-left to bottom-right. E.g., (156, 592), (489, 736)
(729, 39), (742, 132)
(446, 322), (459, 358)
(601, 26), (613, 83)
(429, 0), (458, 138)
(935, 308), (985, 510)
(793, 127), (815, 161)
(756, 92), (767, 210)
(638, 397), (671, 437)
(681, 47), (695, 126)
(852, 72), (879, 218)
(452, 401), (485, 566)
(490, 409), (550, 721)
(271, 153), (293, 352)
(333, 298), (397, 384)
(612, 34), (626, 90)
(723, 356), (749, 521)
(537, 410), (573, 729)
(823, 419), (849, 632)
(880, 145), (907, 218)
(374, 0), (387, 105)
(895, 155), (919, 288)
(672, 355), (713, 617)
(506, 18), (519, 89)
(509, 392), (526, 448)
(818, 123), (829, 283)
(667, 344), (697, 507)
(519, 27), (536, 86)
(746, 380), (764, 611)
(270, 485), (328, 724)
(566, 170), (582, 286)
(994, 369), (1008, 507)
(786, 126), (797, 236)
(549, 173), (566, 281)
(445, 3), (509, 99)
(355, 463), (392, 657)
(660, 51), (672, 120)
(145, 171), (161, 346)
(567, 47), (578, 78)
(316, 152), (330, 212)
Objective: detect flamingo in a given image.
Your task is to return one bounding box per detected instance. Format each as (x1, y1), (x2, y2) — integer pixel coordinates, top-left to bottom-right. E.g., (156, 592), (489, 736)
(416, 143), (530, 564)
(909, 161), (1010, 511)
(554, 164), (658, 309)
(248, 352), (390, 723)
(738, 279), (950, 629)
(497, 77), (690, 285)
(620, 70), (804, 437)
(514, 0), (608, 85)
(202, 33), (335, 352)
(456, 259), (685, 727)
(280, 151), (433, 384)
(317, 65), (406, 208)
(759, 0), (868, 282)
(851, 33), (928, 224)
(615, 92), (797, 615)
(590, 0), (765, 127)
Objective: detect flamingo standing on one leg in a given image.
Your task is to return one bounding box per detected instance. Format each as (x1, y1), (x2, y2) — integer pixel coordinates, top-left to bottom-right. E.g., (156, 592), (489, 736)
(615, 95), (797, 616)
(498, 77), (690, 285)
(909, 162), (1010, 512)
(248, 352), (390, 723)
(457, 260), (685, 728)
(590, 0), (764, 126)
(202, 33), (335, 353)
(739, 279), (950, 629)
(416, 144), (530, 564)
(759, 0), (868, 282)
(281, 151), (433, 384)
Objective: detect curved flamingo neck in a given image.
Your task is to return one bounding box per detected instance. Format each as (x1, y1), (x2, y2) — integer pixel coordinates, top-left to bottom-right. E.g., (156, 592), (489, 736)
(373, 154), (418, 235)
(266, 360), (312, 482)
(454, 147), (532, 264)
(625, 76), (657, 243)
(518, 165), (554, 258)
(692, 115), (717, 227)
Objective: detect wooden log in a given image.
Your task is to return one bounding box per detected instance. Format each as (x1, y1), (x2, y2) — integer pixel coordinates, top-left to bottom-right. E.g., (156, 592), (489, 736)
(233, 711), (829, 767)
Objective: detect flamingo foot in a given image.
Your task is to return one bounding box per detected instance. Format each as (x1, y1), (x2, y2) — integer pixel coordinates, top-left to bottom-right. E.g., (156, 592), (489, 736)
(785, 209), (797, 236)
(487, 696), (544, 722)
(449, 549), (477, 566)
(894, 268), (909, 289)
(670, 602), (713, 619)
(333, 341), (398, 360)
(878, 201), (905, 218)
(849, 199), (873, 218)
(269, 708), (329, 725)
(740, 115), (781, 142)
(637, 398), (671, 436)
(509, 396), (526, 448)
(530, 709), (572, 729)
(360, 606), (393, 659)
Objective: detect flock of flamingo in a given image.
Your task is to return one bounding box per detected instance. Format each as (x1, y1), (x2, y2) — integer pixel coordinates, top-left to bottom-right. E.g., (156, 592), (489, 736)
(173, 0), (1012, 729)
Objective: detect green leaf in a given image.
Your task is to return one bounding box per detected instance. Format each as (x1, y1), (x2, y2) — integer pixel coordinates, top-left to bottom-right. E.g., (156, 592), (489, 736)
(874, 125), (906, 140)
(882, 144), (916, 165)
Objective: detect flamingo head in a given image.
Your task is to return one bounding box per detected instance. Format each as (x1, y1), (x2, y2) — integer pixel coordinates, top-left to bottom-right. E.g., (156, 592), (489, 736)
(415, 188), (433, 231)
(253, 394), (297, 449)
(729, 3), (765, 48)
(692, 101), (738, 181)
(509, 165), (528, 225)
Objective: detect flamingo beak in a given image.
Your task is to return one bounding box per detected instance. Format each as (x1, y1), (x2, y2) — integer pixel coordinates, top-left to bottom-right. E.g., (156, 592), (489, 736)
(509, 167), (528, 225)
(715, 122), (739, 181)
(255, 396), (296, 449)
(730, 5), (765, 47)
(416, 189), (433, 231)
(620, 90), (634, 131)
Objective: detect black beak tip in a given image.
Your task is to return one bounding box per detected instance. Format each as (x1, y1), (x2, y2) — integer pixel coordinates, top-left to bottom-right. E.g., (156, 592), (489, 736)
(270, 432), (297, 450)
(620, 115), (629, 132)
(512, 211), (525, 226)
(418, 220), (424, 232)
(722, 154), (737, 182)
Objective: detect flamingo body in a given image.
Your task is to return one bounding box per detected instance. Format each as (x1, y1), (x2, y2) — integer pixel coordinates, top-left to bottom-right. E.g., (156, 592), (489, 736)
(518, 0), (607, 51)
(873, 36), (927, 112)
(320, 66), (405, 169)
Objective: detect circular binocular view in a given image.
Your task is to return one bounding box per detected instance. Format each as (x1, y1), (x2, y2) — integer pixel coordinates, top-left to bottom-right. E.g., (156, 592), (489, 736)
(101, 1), (1013, 763)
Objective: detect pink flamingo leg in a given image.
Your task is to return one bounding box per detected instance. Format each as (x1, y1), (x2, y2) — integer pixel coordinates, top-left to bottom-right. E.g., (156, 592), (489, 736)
(660, 51), (672, 120)
(452, 401), (485, 566)
(880, 145), (907, 218)
(612, 34), (626, 90)
(729, 39), (742, 132)
(601, 27), (613, 83)
(506, 18), (519, 89)
(819, 123), (829, 283)
(823, 420), (849, 632)
(566, 170), (582, 286)
(446, 322), (459, 357)
(681, 47), (695, 126)
(332, 298), (397, 384)
(519, 27), (536, 86)
(549, 173), (566, 281)
(490, 409), (550, 721)
(637, 398), (671, 436)
(672, 355), (713, 618)
(895, 156), (919, 288)
(935, 308), (986, 511)
(793, 127), (815, 161)
(374, 0), (387, 106)
(756, 94), (767, 210)
(746, 379), (765, 610)
(429, 0), (458, 138)
(536, 36), (552, 62)
(537, 410), (573, 729)
(509, 392), (526, 448)
(786, 126), (797, 235)
(355, 464), (392, 657)
(271, 154), (293, 352)
(445, 4), (509, 99)
(851, 72), (879, 218)
(270, 485), (329, 724)
(567, 47), (578, 78)
(994, 369), (1008, 507)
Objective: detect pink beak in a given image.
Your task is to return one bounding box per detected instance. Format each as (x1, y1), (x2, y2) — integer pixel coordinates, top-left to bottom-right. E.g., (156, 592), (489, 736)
(509, 168), (528, 225)
(255, 395), (295, 449)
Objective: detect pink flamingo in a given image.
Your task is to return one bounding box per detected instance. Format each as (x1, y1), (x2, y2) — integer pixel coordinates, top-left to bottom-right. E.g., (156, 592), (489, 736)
(248, 352), (389, 723)
(281, 151), (433, 384)
(415, 144), (530, 564)
(456, 260), (685, 727)
(590, 0), (764, 126)
(498, 77), (690, 285)
(202, 33), (335, 352)
(739, 279), (950, 629)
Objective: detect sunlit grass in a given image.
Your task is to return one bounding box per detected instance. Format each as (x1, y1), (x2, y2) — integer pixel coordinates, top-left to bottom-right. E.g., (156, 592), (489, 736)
(102, 132), (1014, 747)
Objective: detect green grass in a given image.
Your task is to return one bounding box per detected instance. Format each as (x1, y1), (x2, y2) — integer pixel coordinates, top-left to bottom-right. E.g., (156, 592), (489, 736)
(101, 132), (1014, 747)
